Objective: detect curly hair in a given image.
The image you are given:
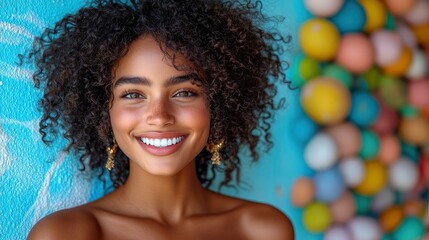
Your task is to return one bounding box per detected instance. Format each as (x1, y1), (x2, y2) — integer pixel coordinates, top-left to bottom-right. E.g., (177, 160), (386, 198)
(27, 0), (290, 189)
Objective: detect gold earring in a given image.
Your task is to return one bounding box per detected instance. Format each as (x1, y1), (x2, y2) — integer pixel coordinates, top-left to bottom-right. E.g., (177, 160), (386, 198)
(106, 138), (118, 171)
(206, 139), (224, 165)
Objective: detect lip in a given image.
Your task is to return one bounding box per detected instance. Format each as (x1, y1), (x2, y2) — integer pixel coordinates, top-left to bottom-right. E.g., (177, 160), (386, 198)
(136, 133), (188, 156)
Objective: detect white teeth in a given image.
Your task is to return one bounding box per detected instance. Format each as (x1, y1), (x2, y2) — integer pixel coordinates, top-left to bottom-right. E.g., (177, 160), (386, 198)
(141, 136), (184, 148)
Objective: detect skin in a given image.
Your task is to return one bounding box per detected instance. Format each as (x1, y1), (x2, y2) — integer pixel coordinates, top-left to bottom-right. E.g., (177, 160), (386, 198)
(28, 36), (294, 240)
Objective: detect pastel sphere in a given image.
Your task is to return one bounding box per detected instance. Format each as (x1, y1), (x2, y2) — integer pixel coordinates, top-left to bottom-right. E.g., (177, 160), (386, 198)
(336, 34), (375, 73)
(326, 122), (361, 158)
(372, 100), (399, 134)
(301, 77), (351, 125)
(325, 225), (353, 240)
(382, 47), (413, 77)
(406, 49), (428, 79)
(399, 115), (429, 146)
(349, 91), (380, 127)
(290, 54), (321, 87)
(384, 0), (416, 16)
(300, 18), (340, 61)
(359, 129), (380, 159)
(329, 191), (356, 223)
(379, 76), (407, 110)
(371, 30), (404, 66)
(378, 134), (401, 165)
(372, 187), (395, 212)
(303, 202), (332, 233)
(362, 66), (383, 91)
(314, 167), (345, 203)
(330, 0), (366, 33)
(360, 0), (387, 32)
(322, 64), (353, 88)
(348, 216), (382, 240)
(408, 78), (429, 108)
(389, 158), (419, 192)
(393, 217), (425, 240)
(339, 156), (365, 187)
(411, 21), (429, 45)
(380, 205), (405, 233)
(304, 132), (338, 170)
(403, 198), (426, 216)
(398, 22), (417, 48)
(291, 177), (315, 207)
(304, 0), (344, 17)
(404, 0), (429, 25)
(353, 193), (373, 215)
(355, 160), (387, 196)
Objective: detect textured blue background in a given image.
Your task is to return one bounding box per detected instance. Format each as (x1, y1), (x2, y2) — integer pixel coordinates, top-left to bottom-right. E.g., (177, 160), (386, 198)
(0, 1), (318, 239)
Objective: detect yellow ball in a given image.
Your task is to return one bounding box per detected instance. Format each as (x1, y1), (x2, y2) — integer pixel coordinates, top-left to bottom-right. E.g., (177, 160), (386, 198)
(360, 0), (387, 32)
(380, 205), (405, 233)
(300, 18), (340, 61)
(412, 21), (429, 46)
(355, 160), (387, 196)
(303, 202), (332, 233)
(301, 77), (351, 125)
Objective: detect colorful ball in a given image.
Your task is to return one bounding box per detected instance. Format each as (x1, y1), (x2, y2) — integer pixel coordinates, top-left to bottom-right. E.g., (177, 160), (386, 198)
(379, 75), (407, 110)
(380, 205), (405, 233)
(349, 91), (380, 127)
(304, 132), (338, 170)
(314, 167), (345, 203)
(355, 160), (387, 196)
(360, 0), (387, 32)
(399, 115), (429, 145)
(348, 216), (382, 240)
(372, 99), (400, 134)
(339, 156), (365, 187)
(408, 78), (429, 108)
(336, 34), (375, 73)
(304, 0), (344, 17)
(359, 129), (381, 160)
(411, 21), (429, 45)
(322, 64), (353, 88)
(291, 177), (315, 207)
(300, 18), (340, 61)
(303, 202), (332, 233)
(353, 192), (373, 214)
(290, 54), (321, 87)
(378, 134), (401, 165)
(325, 225), (353, 240)
(329, 191), (356, 223)
(403, 198), (426, 216)
(371, 30), (404, 66)
(382, 47), (413, 77)
(389, 157), (419, 192)
(301, 77), (351, 125)
(403, 0), (429, 25)
(384, 0), (416, 16)
(326, 122), (361, 158)
(372, 187), (395, 212)
(393, 217), (425, 240)
(330, 0), (366, 33)
(362, 66), (383, 91)
(406, 49), (428, 79)
(398, 22), (418, 48)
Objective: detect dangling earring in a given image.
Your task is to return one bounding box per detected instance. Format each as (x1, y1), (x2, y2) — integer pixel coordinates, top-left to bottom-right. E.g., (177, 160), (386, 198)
(206, 139), (224, 165)
(106, 137), (118, 171)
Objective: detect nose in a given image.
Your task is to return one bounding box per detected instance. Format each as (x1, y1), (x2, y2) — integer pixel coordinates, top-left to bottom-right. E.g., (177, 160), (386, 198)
(146, 97), (175, 127)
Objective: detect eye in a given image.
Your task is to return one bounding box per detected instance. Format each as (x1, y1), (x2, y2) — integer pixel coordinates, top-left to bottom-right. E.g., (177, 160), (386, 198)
(174, 90), (198, 98)
(121, 90), (145, 99)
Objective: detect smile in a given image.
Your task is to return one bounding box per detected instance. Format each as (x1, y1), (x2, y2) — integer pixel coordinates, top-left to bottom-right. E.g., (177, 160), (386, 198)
(140, 136), (185, 148)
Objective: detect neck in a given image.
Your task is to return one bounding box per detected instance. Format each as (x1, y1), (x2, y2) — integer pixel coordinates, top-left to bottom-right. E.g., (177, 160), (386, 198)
(117, 160), (208, 224)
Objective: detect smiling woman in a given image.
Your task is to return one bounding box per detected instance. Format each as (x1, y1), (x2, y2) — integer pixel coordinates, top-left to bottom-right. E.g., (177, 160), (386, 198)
(25, 0), (294, 239)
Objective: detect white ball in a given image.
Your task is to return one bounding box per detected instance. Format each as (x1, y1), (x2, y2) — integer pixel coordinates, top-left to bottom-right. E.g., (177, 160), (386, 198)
(325, 225), (353, 240)
(371, 30), (404, 66)
(304, 132), (338, 171)
(348, 216), (382, 240)
(404, 0), (429, 25)
(338, 157), (365, 187)
(372, 187), (395, 212)
(304, 0), (344, 17)
(407, 49), (428, 80)
(389, 157), (419, 192)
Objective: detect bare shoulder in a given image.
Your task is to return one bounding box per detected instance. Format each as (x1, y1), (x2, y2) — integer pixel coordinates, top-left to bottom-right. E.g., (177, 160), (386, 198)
(28, 206), (101, 240)
(238, 202), (295, 240)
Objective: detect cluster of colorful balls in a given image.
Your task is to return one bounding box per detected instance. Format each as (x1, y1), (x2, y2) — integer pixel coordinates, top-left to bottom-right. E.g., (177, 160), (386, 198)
(290, 0), (429, 239)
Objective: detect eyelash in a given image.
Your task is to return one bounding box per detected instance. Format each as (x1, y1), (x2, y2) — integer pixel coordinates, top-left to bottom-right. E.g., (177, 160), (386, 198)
(119, 89), (198, 99)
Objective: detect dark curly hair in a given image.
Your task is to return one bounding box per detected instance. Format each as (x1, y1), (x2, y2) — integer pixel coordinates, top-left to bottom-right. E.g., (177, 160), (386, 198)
(26, 0), (290, 189)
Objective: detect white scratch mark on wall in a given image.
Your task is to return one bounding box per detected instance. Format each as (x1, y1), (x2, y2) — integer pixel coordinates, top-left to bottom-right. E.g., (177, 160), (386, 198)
(0, 61), (33, 81)
(11, 11), (46, 31)
(0, 119), (41, 143)
(0, 21), (34, 45)
(0, 128), (12, 177)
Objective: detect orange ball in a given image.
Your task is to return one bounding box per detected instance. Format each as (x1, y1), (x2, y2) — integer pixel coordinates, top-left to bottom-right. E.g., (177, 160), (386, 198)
(382, 47), (413, 77)
(291, 177), (315, 207)
(378, 134), (401, 165)
(380, 205), (405, 232)
(326, 122), (362, 158)
(412, 21), (429, 46)
(336, 34), (375, 73)
(404, 199), (426, 216)
(384, 0), (416, 16)
(399, 115), (429, 145)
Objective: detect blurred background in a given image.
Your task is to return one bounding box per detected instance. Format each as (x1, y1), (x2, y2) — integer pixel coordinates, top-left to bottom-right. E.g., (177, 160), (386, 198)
(1, 0), (429, 239)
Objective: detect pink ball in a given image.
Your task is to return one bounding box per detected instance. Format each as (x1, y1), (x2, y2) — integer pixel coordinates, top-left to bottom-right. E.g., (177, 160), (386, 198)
(326, 122), (362, 158)
(336, 34), (375, 73)
(408, 78), (429, 108)
(325, 225), (353, 240)
(372, 99), (400, 134)
(329, 191), (357, 223)
(371, 30), (404, 66)
(378, 134), (401, 165)
(404, 0), (429, 25)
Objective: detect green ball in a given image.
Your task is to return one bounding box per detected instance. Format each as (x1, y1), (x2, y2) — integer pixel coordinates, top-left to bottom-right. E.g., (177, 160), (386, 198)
(401, 105), (419, 118)
(353, 192), (373, 215)
(290, 54), (320, 88)
(303, 202), (332, 233)
(322, 64), (353, 88)
(359, 129), (380, 160)
(380, 76), (407, 110)
(393, 217), (425, 240)
(385, 12), (396, 31)
(362, 66), (382, 91)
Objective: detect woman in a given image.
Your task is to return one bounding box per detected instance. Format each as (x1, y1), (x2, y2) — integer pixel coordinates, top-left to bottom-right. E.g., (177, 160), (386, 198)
(27, 0), (294, 239)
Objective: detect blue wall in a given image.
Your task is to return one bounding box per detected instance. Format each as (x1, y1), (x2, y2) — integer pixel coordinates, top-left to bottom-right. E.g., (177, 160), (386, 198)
(0, 1), (316, 239)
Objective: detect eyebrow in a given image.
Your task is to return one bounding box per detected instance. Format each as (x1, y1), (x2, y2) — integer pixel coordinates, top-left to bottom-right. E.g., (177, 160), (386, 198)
(113, 74), (194, 88)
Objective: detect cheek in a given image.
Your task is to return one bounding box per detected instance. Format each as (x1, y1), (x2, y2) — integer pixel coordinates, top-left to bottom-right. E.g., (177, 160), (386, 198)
(109, 104), (140, 134)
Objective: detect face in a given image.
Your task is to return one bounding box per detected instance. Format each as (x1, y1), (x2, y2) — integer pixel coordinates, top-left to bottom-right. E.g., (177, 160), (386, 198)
(110, 36), (210, 176)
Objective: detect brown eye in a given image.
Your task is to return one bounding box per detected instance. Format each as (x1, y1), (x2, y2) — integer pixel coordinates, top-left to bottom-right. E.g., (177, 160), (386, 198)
(121, 91), (145, 99)
(174, 90), (197, 98)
